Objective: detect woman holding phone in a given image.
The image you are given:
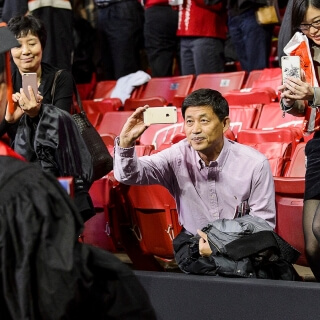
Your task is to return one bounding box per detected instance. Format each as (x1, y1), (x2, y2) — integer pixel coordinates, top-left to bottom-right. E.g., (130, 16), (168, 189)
(0, 14), (73, 139)
(0, 15), (95, 222)
(278, 0), (320, 281)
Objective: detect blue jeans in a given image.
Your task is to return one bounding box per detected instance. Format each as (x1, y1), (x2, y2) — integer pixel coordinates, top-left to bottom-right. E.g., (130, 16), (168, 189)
(179, 37), (225, 75)
(228, 9), (273, 72)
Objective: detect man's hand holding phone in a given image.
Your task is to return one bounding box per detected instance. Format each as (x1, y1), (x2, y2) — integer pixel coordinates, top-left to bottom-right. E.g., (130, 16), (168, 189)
(119, 105), (150, 148)
(143, 106), (177, 125)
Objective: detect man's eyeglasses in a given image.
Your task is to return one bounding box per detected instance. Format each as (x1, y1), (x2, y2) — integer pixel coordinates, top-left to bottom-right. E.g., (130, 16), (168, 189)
(299, 19), (320, 32)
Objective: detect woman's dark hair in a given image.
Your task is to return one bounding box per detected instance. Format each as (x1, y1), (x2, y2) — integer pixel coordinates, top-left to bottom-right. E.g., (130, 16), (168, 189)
(291, 0), (320, 35)
(181, 88), (229, 121)
(7, 15), (47, 49)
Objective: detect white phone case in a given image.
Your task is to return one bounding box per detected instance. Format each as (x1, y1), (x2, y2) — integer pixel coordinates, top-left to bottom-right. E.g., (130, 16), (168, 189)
(281, 56), (301, 84)
(143, 106), (178, 124)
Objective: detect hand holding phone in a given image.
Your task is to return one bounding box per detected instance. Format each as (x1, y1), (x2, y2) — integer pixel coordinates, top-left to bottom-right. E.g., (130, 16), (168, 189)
(281, 56), (301, 84)
(143, 106), (178, 125)
(22, 72), (38, 100)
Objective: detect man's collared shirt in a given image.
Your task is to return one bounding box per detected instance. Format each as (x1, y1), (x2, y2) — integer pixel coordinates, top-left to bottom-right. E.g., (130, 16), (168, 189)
(114, 137), (276, 235)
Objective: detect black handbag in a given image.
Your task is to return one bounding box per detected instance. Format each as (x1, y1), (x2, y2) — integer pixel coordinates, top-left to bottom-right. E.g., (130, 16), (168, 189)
(51, 70), (113, 182)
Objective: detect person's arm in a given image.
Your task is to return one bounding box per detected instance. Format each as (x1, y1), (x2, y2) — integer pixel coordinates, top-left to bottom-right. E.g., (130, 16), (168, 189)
(118, 106), (149, 148)
(248, 159), (276, 229)
(114, 106), (174, 186)
(113, 137), (172, 186)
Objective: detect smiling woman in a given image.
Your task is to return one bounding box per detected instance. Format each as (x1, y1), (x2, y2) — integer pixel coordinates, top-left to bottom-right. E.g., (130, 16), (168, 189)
(7, 14), (73, 119)
(0, 15), (95, 222)
(11, 31), (43, 75)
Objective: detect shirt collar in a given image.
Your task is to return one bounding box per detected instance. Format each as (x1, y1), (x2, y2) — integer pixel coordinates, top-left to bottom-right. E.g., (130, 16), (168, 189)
(196, 136), (231, 170)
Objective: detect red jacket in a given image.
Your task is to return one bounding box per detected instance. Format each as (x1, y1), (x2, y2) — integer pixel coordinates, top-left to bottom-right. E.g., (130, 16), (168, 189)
(177, 0), (227, 39)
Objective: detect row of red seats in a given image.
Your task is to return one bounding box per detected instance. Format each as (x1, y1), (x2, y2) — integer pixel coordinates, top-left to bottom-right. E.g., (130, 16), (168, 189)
(80, 69), (310, 271)
(77, 67), (282, 118)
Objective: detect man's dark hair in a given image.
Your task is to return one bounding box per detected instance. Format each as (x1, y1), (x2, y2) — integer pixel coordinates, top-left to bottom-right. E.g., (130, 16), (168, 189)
(7, 14), (47, 50)
(181, 88), (229, 121)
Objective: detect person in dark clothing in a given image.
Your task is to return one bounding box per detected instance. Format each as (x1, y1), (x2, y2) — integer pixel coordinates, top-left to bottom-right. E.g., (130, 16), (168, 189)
(29, 0), (74, 71)
(1, 0), (28, 23)
(94, 0), (144, 80)
(0, 15), (95, 222)
(0, 145), (156, 320)
(227, 0), (274, 72)
(143, 0), (179, 77)
(277, 0), (293, 62)
(0, 15), (74, 140)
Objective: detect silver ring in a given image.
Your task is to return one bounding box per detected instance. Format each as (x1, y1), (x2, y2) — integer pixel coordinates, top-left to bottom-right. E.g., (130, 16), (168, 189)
(20, 104), (24, 107)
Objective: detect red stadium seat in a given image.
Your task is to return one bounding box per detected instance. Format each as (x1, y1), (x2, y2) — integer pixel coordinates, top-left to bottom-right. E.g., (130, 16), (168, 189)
(274, 177), (307, 266)
(228, 105), (261, 138)
(237, 127), (303, 153)
(237, 127), (304, 176)
(80, 212), (117, 252)
(283, 142), (306, 178)
(124, 75), (195, 110)
(256, 102), (304, 130)
(81, 80), (125, 113)
(107, 181), (182, 270)
(192, 71), (246, 95)
(97, 111), (133, 136)
(243, 69), (263, 88)
(224, 68), (282, 105)
(86, 111), (102, 128)
(273, 142), (307, 266)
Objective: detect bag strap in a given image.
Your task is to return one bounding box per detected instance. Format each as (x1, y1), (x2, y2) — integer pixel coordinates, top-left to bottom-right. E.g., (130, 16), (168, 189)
(51, 69), (85, 113)
(51, 69), (63, 104)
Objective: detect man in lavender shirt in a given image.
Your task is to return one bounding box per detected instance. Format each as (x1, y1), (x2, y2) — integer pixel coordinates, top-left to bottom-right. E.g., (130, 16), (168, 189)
(113, 88), (275, 244)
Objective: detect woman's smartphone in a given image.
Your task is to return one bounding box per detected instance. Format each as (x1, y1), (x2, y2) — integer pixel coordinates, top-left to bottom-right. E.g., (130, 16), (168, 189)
(281, 56), (301, 84)
(22, 72), (38, 99)
(143, 106), (178, 124)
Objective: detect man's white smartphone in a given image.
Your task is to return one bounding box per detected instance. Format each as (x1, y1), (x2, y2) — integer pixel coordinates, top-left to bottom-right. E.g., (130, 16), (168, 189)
(143, 106), (178, 124)
(22, 72), (38, 99)
(281, 56), (301, 84)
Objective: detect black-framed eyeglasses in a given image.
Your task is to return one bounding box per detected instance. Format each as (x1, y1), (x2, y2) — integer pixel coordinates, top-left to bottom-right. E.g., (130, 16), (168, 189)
(299, 19), (320, 32)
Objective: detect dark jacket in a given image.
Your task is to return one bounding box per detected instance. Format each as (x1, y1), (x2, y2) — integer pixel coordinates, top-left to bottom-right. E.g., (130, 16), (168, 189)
(173, 215), (300, 280)
(13, 103), (95, 221)
(0, 155), (156, 320)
